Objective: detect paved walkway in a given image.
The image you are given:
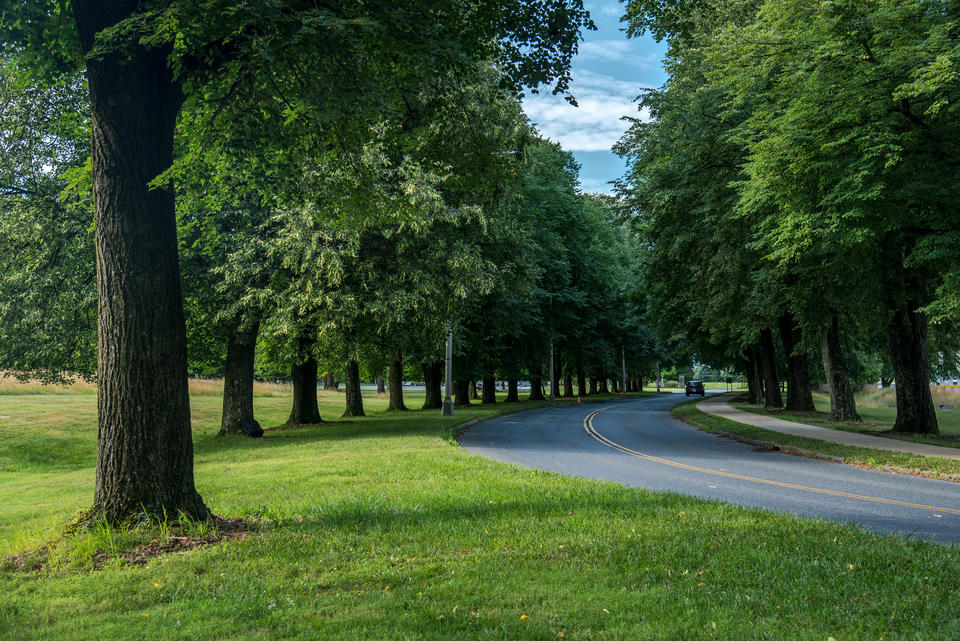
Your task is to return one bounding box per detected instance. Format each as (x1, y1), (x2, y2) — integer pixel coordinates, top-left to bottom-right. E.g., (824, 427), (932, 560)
(697, 393), (960, 460)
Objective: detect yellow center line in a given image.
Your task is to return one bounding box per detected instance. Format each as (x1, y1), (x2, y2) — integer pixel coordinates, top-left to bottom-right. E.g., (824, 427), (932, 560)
(582, 406), (960, 516)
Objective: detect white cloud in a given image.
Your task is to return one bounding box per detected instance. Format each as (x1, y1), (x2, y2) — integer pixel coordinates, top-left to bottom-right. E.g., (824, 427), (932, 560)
(577, 40), (662, 69)
(578, 176), (615, 194)
(523, 69), (650, 152)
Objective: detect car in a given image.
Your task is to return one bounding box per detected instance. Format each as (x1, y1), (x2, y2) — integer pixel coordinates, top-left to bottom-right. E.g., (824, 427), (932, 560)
(685, 380), (705, 396)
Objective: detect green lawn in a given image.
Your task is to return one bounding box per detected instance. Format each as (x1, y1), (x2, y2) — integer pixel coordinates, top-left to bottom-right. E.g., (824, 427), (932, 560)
(733, 389), (960, 446)
(2, 384), (960, 640)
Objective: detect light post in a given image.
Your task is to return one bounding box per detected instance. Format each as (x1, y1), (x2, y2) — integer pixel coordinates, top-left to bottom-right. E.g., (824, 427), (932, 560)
(621, 345), (627, 395)
(549, 337), (556, 403)
(442, 321), (454, 416)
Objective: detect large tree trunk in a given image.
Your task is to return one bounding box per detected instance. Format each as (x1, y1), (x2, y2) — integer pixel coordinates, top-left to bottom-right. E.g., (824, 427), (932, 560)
(387, 354), (407, 411)
(598, 372), (609, 394)
(563, 370), (573, 398)
(611, 378), (620, 394)
(759, 328), (783, 409)
(75, 5), (207, 521)
(589, 375), (598, 396)
(506, 379), (519, 402)
(469, 380), (479, 400)
(745, 346), (764, 405)
(482, 371), (496, 404)
(819, 314), (861, 422)
(376, 376), (386, 394)
(576, 368), (586, 397)
(422, 360), (443, 410)
(219, 319), (260, 436)
(288, 355), (322, 424)
(342, 360), (365, 417)
(887, 300), (938, 434)
(778, 313), (815, 411)
(323, 373), (337, 390)
(528, 364), (545, 401)
(454, 379), (471, 407)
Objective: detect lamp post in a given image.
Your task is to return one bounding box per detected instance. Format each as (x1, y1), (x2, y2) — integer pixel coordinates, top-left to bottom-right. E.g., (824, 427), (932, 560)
(621, 345), (627, 395)
(442, 321), (454, 416)
(549, 338), (556, 403)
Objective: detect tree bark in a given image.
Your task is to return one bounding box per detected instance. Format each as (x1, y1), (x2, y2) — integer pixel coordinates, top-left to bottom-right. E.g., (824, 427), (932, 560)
(376, 376), (386, 394)
(589, 375), (598, 396)
(528, 364), (545, 401)
(342, 360), (365, 417)
(576, 368), (586, 397)
(563, 371), (573, 398)
(75, 3), (207, 521)
(422, 360), (443, 410)
(323, 373), (337, 390)
(745, 347), (764, 405)
(469, 380), (479, 400)
(598, 371), (609, 394)
(819, 314), (861, 422)
(482, 371), (496, 404)
(778, 313), (815, 411)
(611, 378), (620, 394)
(288, 355), (322, 424)
(387, 354), (407, 411)
(887, 300), (938, 434)
(219, 319), (260, 436)
(758, 328), (783, 409)
(454, 379), (471, 407)
(506, 379), (519, 403)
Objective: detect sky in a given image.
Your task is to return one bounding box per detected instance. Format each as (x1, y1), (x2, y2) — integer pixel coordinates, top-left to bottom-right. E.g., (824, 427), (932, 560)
(521, 1), (667, 194)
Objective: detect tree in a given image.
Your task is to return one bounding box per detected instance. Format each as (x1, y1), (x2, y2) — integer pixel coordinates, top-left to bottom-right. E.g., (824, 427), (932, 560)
(0, 0), (593, 522)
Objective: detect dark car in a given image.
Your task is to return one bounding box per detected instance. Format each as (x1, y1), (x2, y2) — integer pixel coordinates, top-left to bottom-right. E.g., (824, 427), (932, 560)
(685, 380), (705, 396)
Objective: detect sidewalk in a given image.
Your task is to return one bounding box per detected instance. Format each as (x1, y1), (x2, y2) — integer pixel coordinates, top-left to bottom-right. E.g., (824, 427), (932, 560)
(697, 393), (960, 461)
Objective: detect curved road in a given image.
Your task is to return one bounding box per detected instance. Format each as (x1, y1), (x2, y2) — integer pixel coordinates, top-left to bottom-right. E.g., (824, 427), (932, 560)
(459, 393), (960, 544)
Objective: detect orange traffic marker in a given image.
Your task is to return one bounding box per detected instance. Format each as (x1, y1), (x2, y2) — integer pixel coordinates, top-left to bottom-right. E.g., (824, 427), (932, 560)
(576, 395), (582, 406)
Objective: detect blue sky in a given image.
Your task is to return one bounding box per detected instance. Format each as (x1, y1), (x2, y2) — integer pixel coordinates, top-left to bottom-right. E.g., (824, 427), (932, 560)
(521, 1), (667, 193)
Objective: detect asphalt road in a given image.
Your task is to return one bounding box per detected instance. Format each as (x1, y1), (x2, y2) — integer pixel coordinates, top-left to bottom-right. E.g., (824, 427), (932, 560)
(459, 393), (960, 544)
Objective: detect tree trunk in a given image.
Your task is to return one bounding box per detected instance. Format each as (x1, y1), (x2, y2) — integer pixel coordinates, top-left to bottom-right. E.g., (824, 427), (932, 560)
(589, 375), (598, 395)
(469, 380), (479, 400)
(506, 379), (519, 403)
(376, 376), (386, 394)
(881, 377), (894, 388)
(598, 372), (609, 394)
(563, 371), (574, 398)
(75, 5), (207, 520)
(758, 328), (783, 409)
(422, 360), (443, 410)
(288, 356), (322, 424)
(323, 373), (337, 390)
(219, 319), (260, 436)
(454, 379), (471, 407)
(342, 360), (365, 417)
(482, 371), (496, 404)
(778, 313), (816, 411)
(528, 364), (545, 401)
(819, 314), (860, 422)
(387, 354), (407, 411)
(887, 300), (938, 434)
(576, 368), (586, 397)
(745, 347), (764, 405)
(611, 378), (620, 394)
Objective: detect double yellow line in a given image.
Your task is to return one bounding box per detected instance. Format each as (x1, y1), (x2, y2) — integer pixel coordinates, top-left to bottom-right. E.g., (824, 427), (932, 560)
(582, 406), (960, 516)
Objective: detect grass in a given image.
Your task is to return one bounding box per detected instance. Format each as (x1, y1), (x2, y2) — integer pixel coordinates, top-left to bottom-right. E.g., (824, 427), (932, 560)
(1, 383), (959, 640)
(674, 398), (960, 479)
(732, 389), (960, 448)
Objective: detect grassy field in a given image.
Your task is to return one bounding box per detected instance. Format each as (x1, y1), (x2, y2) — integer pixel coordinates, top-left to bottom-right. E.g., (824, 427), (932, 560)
(2, 382), (960, 640)
(733, 388), (960, 446)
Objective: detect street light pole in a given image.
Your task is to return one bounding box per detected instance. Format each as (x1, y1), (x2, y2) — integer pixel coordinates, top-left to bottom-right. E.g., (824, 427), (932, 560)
(442, 321), (454, 416)
(621, 345), (627, 395)
(549, 338), (556, 403)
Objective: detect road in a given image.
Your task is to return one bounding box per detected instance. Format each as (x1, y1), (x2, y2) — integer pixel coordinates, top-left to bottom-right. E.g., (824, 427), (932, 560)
(459, 393), (960, 544)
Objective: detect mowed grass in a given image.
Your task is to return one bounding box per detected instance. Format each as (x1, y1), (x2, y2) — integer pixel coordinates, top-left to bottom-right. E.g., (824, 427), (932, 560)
(733, 389), (960, 446)
(1, 384), (960, 640)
